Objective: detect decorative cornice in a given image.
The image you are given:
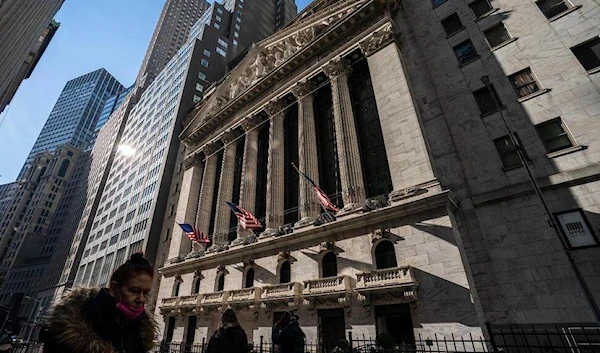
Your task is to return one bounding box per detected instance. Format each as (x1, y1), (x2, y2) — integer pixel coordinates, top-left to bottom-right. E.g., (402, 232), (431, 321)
(183, 153), (203, 171)
(358, 22), (394, 57)
(323, 57), (352, 79)
(202, 142), (220, 156)
(291, 80), (317, 99)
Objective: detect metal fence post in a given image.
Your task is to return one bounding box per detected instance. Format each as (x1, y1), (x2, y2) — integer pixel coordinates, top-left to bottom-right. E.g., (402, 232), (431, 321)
(260, 335), (264, 353)
(485, 322), (499, 352)
(202, 337), (206, 353)
(348, 331), (353, 350)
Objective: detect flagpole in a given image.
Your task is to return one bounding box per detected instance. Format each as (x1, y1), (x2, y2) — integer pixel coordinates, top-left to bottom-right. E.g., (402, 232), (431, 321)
(291, 162), (332, 218)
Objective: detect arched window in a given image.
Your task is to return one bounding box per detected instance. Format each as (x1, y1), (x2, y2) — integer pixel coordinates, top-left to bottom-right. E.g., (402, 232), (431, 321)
(173, 281), (181, 297)
(375, 241), (397, 269)
(217, 273), (225, 291)
(58, 160), (70, 178)
(322, 252), (338, 278)
(279, 261), (291, 284)
(244, 268), (254, 288)
(192, 277), (201, 294)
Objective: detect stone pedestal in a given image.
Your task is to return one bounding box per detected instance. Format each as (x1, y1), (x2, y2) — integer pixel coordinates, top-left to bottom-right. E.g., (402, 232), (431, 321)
(324, 58), (366, 216)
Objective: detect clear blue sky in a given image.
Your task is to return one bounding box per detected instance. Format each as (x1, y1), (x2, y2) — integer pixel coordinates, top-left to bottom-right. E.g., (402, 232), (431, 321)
(0, 0), (311, 184)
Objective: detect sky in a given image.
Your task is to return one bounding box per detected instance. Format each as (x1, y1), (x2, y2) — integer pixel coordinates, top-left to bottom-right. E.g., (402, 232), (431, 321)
(0, 0), (311, 184)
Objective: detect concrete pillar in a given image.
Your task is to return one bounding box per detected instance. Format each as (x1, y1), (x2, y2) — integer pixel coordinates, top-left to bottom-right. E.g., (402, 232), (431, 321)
(167, 153), (203, 263)
(209, 129), (242, 252)
(231, 116), (263, 246)
(291, 80), (321, 228)
(263, 99), (286, 234)
(323, 58), (366, 216)
(359, 22), (436, 193)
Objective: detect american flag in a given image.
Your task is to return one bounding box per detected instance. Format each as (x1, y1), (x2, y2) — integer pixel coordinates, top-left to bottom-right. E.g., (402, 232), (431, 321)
(177, 223), (210, 244)
(293, 164), (339, 212)
(226, 202), (263, 230)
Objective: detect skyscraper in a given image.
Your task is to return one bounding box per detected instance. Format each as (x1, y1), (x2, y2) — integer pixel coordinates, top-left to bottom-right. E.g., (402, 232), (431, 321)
(87, 85), (134, 150)
(0, 0), (65, 112)
(18, 68), (124, 179)
(136, 0), (211, 90)
(0, 19), (60, 114)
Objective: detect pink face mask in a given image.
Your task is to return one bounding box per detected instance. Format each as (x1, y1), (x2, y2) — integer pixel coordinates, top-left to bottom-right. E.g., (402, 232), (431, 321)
(116, 301), (145, 320)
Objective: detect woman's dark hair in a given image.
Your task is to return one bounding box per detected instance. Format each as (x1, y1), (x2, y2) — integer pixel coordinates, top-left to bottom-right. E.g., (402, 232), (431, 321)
(110, 252), (154, 285)
(221, 308), (238, 325)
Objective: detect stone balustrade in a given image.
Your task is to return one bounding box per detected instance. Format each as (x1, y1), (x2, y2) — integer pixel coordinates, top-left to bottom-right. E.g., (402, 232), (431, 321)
(201, 291), (230, 304)
(161, 297), (179, 307)
(228, 287), (263, 303)
(261, 282), (302, 299)
(356, 266), (416, 290)
(303, 275), (352, 295)
(179, 294), (199, 307)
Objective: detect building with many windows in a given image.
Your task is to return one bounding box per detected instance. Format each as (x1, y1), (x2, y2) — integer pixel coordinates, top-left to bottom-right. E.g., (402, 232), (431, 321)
(87, 85), (134, 150)
(17, 68), (124, 179)
(0, 0), (64, 114)
(154, 0), (600, 350)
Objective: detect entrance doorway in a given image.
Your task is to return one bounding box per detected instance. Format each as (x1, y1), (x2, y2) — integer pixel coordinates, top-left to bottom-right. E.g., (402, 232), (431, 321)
(318, 308), (346, 352)
(374, 304), (415, 345)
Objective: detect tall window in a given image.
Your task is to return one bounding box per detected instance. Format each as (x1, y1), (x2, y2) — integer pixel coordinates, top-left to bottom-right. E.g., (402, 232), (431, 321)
(536, 0), (575, 19)
(508, 68), (541, 98)
(375, 241), (398, 269)
(255, 121), (270, 221)
(280, 261), (291, 283)
(571, 37), (600, 72)
(193, 277), (201, 294)
(494, 134), (528, 169)
(315, 81), (342, 209)
(473, 85), (503, 115)
(283, 102), (300, 225)
(469, 0), (494, 19)
(58, 160), (70, 177)
(229, 135), (245, 242)
(173, 281), (181, 297)
(217, 273), (225, 291)
(321, 252), (338, 278)
(441, 13), (464, 37)
(348, 58), (393, 198)
(453, 40), (479, 66)
(245, 268), (255, 288)
(484, 23), (512, 48)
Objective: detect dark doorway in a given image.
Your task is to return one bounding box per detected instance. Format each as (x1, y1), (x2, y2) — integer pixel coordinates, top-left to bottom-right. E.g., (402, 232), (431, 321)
(322, 252), (338, 278)
(193, 277), (201, 294)
(217, 273), (225, 291)
(318, 308), (346, 353)
(165, 316), (176, 343)
(374, 241), (398, 269)
(245, 268), (254, 288)
(280, 261), (291, 283)
(374, 304), (415, 345)
(184, 316), (197, 352)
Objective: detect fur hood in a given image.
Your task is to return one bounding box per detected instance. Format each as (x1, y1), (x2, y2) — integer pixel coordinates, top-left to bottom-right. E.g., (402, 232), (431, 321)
(44, 287), (156, 353)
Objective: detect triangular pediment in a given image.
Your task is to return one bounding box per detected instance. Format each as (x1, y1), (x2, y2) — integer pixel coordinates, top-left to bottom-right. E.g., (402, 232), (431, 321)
(187, 0), (371, 129)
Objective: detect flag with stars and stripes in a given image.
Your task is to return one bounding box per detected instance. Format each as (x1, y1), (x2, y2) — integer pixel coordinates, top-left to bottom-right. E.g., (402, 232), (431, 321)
(177, 223), (210, 244)
(226, 202), (263, 230)
(292, 164), (340, 213)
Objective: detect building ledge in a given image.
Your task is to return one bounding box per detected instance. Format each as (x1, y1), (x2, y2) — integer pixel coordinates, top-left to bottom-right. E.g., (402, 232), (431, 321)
(159, 188), (455, 277)
(475, 8), (500, 22)
(546, 145), (586, 159)
(517, 88), (551, 103)
(547, 5), (582, 22)
(587, 66), (600, 75)
(491, 37), (518, 51)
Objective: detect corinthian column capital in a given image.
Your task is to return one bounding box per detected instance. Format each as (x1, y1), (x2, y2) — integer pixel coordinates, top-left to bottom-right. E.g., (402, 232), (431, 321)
(264, 99), (286, 117)
(291, 80), (317, 99)
(221, 129), (242, 144)
(359, 22), (395, 57)
(183, 153), (203, 171)
(323, 58), (352, 79)
(202, 142), (221, 156)
(241, 115), (263, 132)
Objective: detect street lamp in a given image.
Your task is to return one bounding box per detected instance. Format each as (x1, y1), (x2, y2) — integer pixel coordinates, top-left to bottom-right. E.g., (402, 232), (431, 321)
(480, 75), (600, 323)
(23, 296), (44, 343)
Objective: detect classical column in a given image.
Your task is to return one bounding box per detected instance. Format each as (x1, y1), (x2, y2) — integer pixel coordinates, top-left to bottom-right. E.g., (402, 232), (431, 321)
(323, 58), (366, 215)
(167, 154), (204, 263)
(188, 143), (220, 258)
(208, 129), (242, 252)
(292, 80), (321, 229)
(231, 116), (263, 247)
(359, 23), (437, 200)
(261, 99), (286, 237)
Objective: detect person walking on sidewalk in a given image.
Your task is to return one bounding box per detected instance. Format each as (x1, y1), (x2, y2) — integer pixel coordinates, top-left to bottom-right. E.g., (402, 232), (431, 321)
(40, 253), (156, 353)
(206, 309), (249, 353)
(272, 312), (305, 353)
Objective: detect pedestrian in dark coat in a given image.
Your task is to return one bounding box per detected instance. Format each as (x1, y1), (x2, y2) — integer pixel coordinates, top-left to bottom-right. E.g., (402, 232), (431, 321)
(272, 312), (305, 353)
(40, 253), (156, 353)
(206, 309), (249, 353)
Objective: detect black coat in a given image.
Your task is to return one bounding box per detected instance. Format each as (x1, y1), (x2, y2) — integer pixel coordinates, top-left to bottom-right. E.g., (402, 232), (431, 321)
(272, 321), (305, 353)
(40, 288), (155, 353)
(206, 324), (249, 353)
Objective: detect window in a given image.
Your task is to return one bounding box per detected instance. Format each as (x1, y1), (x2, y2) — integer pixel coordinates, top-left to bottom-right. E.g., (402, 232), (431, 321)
(494, 134), (528, 169)
(214, 22), (220, 29)
(193, 95), (202, 103)
(441, 13), (464, 36)
(193, 277), (201, 294)
(198, 72), (206, 81)
(536, 0), (574, 19)
(571, 37), (600, 72)
(244, 268), (254, 288)
(217, 273), (225, 291)
(535, 118), (575, 153)
(58, 160), (70, 177)
(217, 38), (228, 48)
(321, 252), (338, 278)
(432, 0), (447, 7)
(484, 23), (512, 48)
(195, 83), (203, 92)
(201, 59), (209, 67)
(216, 47), (226, 57)
(173, 281), (180, 296)
(279, 261), (291, 284)
(375, 241), (398, 269)
(469, 0), (494, 19)
(203, 49), (210, 57)
(508, 68), (541, 98)
(453, 40), (479, 65)
(473, 84), (503, 115)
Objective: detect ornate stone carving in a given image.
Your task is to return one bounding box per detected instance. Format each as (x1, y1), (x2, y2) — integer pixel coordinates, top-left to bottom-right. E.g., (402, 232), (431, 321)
(206, 243), (226, 254)
(388, 186), (427, 203)
(278, 251), (291, 262)
(183, 153), (203, 171)
(320, 241), (335, 252)
(359, 22), (394, 57)
(370, 228), (392, 243)
(291, 80), (317, 99)
(362, 194), (390, 212)
(259, 228), (280, 238)
(313, 212), (336, 226)
(221, 129), (242, 144)
(185, 248), (206, 259)
(167, 255), (185, 264)
(245, 233), (258, 244)
(264, 99), (286, 117)
(323, 57), (352, 79)
(293, 216), (316, 230)
(202, 142), (220, 156)
(336, 202), (363, 217)
(241, 115), (263, 132)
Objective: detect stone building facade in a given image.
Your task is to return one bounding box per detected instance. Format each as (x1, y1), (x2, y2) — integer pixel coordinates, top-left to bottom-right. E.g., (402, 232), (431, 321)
(153, 0), (600, 348)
